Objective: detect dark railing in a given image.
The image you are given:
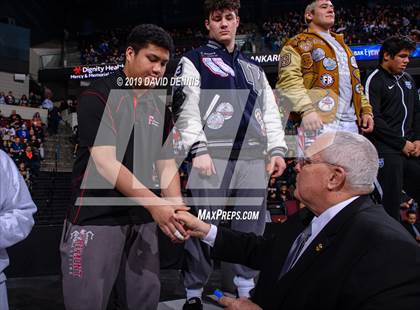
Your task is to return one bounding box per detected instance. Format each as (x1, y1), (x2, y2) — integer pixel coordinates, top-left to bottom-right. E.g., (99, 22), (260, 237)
(45, 142), (61, 220)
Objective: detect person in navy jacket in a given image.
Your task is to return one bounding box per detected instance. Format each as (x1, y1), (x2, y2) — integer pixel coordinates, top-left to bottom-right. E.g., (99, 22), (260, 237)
(172, 1), (287, 308)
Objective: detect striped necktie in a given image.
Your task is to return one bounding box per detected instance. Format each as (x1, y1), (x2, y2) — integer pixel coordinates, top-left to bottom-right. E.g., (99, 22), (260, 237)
(279, 224), (312, 279)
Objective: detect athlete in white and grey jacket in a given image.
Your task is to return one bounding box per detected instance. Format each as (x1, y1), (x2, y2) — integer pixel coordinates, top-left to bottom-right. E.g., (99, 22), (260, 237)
(171, 1), (287, 308)
(0, 150), (36, 310)
(172, 40), (287, 161)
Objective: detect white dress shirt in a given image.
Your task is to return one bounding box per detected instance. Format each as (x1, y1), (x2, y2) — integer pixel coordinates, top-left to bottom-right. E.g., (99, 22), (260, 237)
(202, 223), (218, 247)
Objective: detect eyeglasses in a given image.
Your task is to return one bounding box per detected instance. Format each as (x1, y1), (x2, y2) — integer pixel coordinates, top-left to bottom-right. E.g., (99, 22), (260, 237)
(296, 157), (344, 169)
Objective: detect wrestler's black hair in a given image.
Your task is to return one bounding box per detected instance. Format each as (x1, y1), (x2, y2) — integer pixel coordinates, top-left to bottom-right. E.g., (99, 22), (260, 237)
(379, 36), (416, 64)
(126, 24), (174, 55)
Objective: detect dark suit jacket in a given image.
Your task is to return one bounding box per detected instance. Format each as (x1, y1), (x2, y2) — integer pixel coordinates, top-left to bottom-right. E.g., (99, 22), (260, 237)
(211, 196), (420, 310)
(402, 221), (420, 242)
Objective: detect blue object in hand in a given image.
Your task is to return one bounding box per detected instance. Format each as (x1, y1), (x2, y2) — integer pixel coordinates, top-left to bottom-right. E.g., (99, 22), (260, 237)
(213, 289), (224, 300)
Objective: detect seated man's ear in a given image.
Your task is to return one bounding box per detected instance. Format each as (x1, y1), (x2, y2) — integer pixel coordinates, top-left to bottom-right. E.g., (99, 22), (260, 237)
(327, 166), (346, 191)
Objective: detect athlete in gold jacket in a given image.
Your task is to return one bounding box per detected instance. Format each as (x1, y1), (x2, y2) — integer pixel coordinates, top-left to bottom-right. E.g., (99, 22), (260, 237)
(276, 0), (374, 133)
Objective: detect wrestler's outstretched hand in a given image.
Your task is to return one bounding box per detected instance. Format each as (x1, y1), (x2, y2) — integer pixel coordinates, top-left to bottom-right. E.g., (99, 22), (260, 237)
(173, 211), (211, 239)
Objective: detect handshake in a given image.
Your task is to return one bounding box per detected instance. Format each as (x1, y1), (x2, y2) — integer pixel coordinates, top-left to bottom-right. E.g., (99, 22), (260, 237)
(174, 210), (211, 241)
(146, 198), (211, 243)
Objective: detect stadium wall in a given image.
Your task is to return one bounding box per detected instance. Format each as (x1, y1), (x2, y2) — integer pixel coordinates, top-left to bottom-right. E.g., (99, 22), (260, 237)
(0, 71), (29, 98)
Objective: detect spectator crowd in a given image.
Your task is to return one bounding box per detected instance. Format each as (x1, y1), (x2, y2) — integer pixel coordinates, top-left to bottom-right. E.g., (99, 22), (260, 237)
(0, 109), (45, 190)
(0, 91), (41, 107)
(75, 2), (419, 65)
(0, 87), (74, 190)
(261, 3), (419, 52)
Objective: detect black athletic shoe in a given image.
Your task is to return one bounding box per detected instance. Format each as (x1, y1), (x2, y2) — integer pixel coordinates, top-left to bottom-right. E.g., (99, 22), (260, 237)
(183, 297), (203, 310)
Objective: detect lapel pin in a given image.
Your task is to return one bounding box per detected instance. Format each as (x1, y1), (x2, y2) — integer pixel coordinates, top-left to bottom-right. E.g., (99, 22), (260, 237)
(315, 243), (324, 252)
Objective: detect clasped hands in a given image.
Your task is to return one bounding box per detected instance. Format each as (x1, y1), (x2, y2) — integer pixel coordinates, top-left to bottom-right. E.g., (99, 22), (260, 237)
(149, 199), (212, 243)
(403, 140), (420, 157)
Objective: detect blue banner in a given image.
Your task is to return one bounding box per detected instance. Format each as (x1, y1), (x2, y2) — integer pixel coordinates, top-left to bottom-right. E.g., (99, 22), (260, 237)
(351, 43), (420, 61)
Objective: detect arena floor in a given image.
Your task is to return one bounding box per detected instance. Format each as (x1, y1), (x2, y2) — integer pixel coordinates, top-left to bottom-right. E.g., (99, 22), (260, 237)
(7, 269), (225, 309)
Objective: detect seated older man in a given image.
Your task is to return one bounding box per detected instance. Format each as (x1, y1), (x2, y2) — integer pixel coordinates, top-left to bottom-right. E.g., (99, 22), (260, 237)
(176, 131), (420, 310)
